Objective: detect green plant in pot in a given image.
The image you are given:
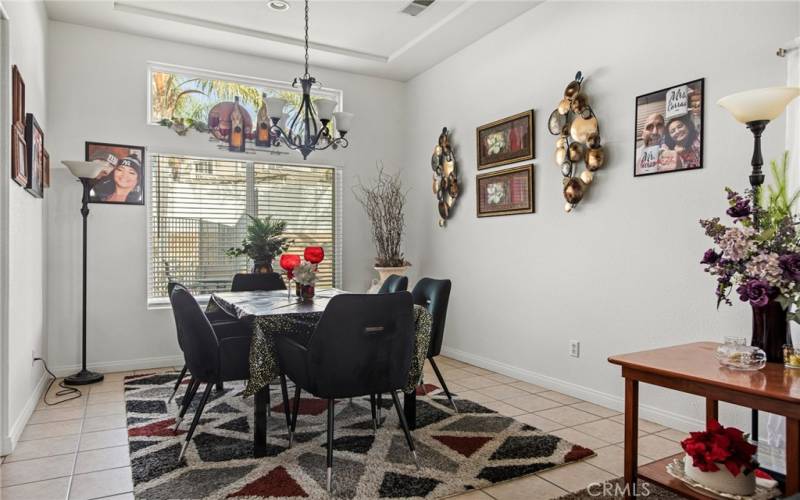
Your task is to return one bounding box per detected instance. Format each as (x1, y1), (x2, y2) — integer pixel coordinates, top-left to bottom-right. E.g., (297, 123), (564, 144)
(226, 215), (291, 274)
(354, 164), (411, 292)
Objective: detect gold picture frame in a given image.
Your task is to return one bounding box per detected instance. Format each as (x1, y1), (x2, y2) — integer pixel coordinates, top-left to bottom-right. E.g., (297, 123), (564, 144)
(476, 110), (534, 170)
(476, 164), (534, 217)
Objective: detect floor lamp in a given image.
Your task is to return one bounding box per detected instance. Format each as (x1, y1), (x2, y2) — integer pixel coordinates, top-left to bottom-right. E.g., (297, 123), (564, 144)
(717, 86), (800, 446)
(62, 161), (105, 385)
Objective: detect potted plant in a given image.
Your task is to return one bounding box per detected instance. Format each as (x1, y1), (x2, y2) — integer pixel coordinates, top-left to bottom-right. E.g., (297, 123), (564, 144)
(354, 164), (411, 292)
(700, 152), (799, 362)
(226, 215), (291, 274)
(680, 420), (758, 496)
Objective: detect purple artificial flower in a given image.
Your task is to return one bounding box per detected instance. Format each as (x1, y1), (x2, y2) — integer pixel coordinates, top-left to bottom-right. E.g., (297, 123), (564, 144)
(701, 249), (721, 265)
(779, 253), (800, 281)
(726, 198), (751, 219)
(736, 279), (775, 307)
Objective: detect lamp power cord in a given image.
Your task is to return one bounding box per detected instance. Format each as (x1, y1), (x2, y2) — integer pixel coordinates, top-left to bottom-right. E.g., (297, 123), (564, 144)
(33, 357), (83, 405)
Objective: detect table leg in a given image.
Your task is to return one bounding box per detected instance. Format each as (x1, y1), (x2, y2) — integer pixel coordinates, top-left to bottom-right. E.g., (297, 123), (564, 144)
(787, 417), (800, 495)
(705, 398), (718, 426)
(404, 390), (416, 431)
(624, 378), (639, 499)
(254, 385), (269, 458)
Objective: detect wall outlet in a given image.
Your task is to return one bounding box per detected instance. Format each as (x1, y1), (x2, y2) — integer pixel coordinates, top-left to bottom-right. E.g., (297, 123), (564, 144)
(569, 340), (580, 358)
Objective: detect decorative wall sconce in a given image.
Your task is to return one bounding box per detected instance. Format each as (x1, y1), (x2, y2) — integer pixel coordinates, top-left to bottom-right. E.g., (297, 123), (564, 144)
(431, 127), (459, 226)
(548, 71), (606, 212)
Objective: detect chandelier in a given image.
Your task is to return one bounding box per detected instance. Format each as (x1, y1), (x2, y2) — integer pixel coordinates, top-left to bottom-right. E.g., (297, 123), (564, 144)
(265, 0), (353, 159)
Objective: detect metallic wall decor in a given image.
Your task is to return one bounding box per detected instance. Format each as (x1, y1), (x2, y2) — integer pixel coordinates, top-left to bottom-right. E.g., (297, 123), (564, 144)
(431, 127), (460, 226)
(549, 71), (606, 212)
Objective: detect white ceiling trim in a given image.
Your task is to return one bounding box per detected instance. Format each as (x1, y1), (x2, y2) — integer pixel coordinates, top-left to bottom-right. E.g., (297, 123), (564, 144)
(387, 0), (475, 62)
(113, 0), (389, 63)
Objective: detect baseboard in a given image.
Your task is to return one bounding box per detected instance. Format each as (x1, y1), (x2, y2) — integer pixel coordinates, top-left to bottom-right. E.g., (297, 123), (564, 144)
(51, 355), (184, 378)
(1, 371), (49, 455)
(440, 346), (704, 433)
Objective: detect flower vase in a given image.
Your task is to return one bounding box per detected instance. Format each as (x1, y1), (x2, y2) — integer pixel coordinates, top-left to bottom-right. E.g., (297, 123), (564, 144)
(367, 265), (410, 293)
(300, 285), (315, 301)
(751, 300), (790, 363)
(295, 283), (302, 297)
(682, 455), (755, 496)
(253, 259), (273, 274)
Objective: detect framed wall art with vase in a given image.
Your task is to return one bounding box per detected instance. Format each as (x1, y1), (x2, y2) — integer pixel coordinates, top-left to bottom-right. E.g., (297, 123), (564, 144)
(43, 149), (50, 189)
(476, 110), (534, 170)
(25, 114), (44, 199)
(476, 164), (534, 217)
(11, 123), (27, 188)
(634, 78), (704, 177)
(85, 141), (146, 205)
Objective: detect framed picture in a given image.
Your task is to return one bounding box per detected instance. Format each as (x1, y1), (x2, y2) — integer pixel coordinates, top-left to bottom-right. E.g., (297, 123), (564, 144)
(43, 149), (50, 188)
(11, 123), (27, 187)
(476, 110), (534, 170)
(12, 65), (24, 128)
(85, 141), (146, 205)
(476, 164), (534, 217)
(25, 114), (43, 199)
(634, 78), (704, 177)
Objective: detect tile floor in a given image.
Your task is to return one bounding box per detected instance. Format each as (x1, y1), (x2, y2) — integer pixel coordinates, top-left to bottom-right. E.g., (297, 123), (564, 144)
(0, 357), (686, 499)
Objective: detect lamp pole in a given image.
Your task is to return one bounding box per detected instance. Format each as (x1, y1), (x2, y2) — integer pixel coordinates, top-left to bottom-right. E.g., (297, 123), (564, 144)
(64, 178), (104, 385)
(746, 119), (769, 230)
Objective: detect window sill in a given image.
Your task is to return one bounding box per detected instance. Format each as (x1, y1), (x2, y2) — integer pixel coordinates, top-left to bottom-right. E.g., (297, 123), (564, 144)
(148, 294), (211, 311)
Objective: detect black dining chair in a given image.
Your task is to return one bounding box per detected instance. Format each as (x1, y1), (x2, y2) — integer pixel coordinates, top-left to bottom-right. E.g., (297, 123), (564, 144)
(169, 287), (274, 462)
(167, 282), (244, 405)
(378, 274), (408, 294)
(411, 278), (456, 412)
(231, 272), (286, 292)
(275, 293), (418, 492)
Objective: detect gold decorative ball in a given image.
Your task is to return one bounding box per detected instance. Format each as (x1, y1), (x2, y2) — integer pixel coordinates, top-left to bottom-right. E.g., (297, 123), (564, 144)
(570, 93), (588, 115)
(556, 137), (567, 149)
(586, 132), (601, 149)
(568, 142), (584, 162)
(580, 170), (594, 184)
(555, 147), (567, 165)
(563, 177), (585, 204)
(586, 146), (605, 171)
(558, 98), (571, 115)
(564, 202), (574, 213)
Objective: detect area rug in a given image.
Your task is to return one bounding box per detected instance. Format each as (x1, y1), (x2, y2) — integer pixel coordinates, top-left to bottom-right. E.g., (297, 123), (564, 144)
(124, 372), (595, 499)
(555, 478), (683, 499)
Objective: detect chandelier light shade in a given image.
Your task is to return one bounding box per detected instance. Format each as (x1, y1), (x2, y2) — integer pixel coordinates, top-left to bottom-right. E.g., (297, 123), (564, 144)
(718, 86), (800, 123)
(268, 0), (353, 159)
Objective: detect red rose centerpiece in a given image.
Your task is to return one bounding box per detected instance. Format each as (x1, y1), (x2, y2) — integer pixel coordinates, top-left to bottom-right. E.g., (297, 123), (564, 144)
(680, 420), (758, 495)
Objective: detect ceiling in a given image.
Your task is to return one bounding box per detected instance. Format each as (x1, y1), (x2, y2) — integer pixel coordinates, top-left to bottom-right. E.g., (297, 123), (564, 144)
(44, 0), (543, 81)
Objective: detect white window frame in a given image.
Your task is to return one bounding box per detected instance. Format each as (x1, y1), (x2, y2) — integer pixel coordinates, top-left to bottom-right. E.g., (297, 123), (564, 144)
(146, 152), (343, 309)
(146, 61), (344, 126)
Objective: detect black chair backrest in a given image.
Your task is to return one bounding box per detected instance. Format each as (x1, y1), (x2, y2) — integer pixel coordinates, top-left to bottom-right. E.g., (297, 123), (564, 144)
(411, 278), (451, 358)
(378, 274), (408, 294)
(169, 287), (220, 382)
(231, 272), (286, 292)
(306, 293), (414, 398)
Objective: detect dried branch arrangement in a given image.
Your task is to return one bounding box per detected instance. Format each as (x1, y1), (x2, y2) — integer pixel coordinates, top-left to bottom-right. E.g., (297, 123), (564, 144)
(353, 164), (410, 268)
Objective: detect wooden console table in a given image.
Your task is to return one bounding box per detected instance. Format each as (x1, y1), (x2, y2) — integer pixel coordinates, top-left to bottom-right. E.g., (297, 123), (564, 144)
(609, 342), (800, 499)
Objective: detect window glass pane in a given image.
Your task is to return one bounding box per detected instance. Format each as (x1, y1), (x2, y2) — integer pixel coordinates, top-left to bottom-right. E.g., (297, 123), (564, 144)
(149, 154), (337, 300)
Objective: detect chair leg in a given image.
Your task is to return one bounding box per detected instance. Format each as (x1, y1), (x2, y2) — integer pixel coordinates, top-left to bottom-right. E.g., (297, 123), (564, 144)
(290, 386), (301, 435)
(369, 394), (378, 433)
(178, 382), (213, 462)
(326, 399), (335, 492)
(390, 390), (419, 470)
(169, 365), (188, 403)
(279, 374), (293, 446)
(377, 393), (383, 425)
(175, 379), (199, 431)
(216, 381), (224, 392)
(429, 357), (458, 413)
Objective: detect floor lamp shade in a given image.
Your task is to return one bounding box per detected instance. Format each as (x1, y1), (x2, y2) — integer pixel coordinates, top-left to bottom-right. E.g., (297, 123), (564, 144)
(61, 160), (105, 385)
(717, 86), (800, 123)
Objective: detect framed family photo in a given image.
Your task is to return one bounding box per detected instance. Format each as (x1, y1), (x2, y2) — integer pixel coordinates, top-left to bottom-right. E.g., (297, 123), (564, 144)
(634, 78), (704, 177)
(11, 124), (27, 188)
(25, 114), (44, 199)
(476, 110), (534, 170)
(476, 164), (534, 217)
(85, 141), (146, 205)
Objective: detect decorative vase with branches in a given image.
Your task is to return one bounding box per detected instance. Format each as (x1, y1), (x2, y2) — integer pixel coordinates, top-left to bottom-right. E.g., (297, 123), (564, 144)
(226, 215), (291, 274)
(354, 165), (410, 289)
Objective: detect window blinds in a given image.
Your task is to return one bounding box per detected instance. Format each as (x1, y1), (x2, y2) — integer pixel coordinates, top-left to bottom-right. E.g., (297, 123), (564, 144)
(149, 154), (338, 301)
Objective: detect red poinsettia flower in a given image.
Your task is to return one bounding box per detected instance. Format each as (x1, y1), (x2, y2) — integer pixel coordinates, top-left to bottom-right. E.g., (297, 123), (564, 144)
(680, 420), (758, 476)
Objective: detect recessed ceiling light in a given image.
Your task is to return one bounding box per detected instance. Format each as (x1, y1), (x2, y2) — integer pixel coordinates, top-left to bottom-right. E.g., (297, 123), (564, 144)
(268, 0), (290, 12)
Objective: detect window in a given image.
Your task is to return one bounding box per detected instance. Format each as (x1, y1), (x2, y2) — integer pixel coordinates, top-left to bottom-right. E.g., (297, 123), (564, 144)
(148, 154), (340, 303)
(148, 63), (342, 136)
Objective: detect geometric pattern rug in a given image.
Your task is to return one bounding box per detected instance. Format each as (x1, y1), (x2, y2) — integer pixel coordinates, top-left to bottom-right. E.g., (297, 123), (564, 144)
(124, 372), (595, 499)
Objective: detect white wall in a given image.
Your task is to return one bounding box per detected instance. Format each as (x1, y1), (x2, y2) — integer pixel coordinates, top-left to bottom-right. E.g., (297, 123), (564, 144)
(403, 1), (798, 431)
(0, 0), (49, 454)
(45, 21), (406, 374)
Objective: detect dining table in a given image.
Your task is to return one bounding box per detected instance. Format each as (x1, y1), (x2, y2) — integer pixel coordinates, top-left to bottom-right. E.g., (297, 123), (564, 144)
(207, 288), (432, 458)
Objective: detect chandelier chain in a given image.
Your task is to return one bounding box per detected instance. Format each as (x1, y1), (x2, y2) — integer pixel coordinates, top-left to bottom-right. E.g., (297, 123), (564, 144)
(304, 0), (310, 78)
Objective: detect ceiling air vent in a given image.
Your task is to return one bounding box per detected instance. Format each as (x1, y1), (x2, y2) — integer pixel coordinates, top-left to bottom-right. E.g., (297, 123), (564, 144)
(401, 0), (435, 17)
